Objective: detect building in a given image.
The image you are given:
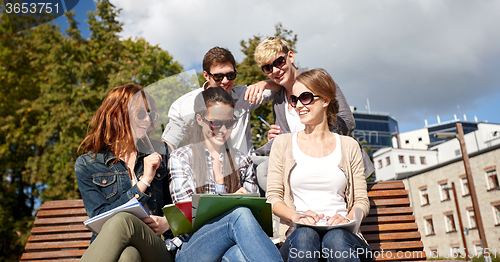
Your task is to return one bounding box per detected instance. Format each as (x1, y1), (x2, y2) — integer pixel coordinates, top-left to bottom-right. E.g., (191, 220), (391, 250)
(351, 109), (399, 154)
(374, 122), (500, 181)
(398, 144), (500, 258)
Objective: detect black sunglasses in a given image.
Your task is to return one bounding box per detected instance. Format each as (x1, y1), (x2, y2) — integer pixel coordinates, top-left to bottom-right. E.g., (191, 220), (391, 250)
(201, 116), (237, 131)
(289, 92), (320, 108)
(261, 53), (288, 74)
(137, 109), (158, 122)
(208, 71), (238, 82)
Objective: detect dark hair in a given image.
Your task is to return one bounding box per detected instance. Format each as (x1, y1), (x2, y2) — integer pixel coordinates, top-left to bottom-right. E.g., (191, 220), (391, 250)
(78, 84), (158, 161)
(295, 69), (339, 127)
(202, 47), (236, 73)
(186, 87), (239, 193)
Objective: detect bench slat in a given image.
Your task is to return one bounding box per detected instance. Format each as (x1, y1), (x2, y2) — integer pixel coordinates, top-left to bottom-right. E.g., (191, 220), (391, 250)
(369, 240), (425, 251)
(30, 224), (89, 234)
(39, 200), (85, 210)
(361, 215), (415, 224)
(36, 208), (88, 218)
(25, 240), (90, 251)
(368, 207), (413, 216)
(20, 249), (86, 260)
(370, 198), (410, 207)
(367, 181), (405, 191)
(368, 189), (408, 198)
(364, 231), (422, 242)
(28, 232), (92, 242)
(361, 223), (419, 233)
(33, 216), (88, 226)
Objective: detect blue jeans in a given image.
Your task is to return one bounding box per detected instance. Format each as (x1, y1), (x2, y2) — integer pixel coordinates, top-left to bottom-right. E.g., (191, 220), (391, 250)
(280, 227), (373, 262)
(175, 206), (283, 262)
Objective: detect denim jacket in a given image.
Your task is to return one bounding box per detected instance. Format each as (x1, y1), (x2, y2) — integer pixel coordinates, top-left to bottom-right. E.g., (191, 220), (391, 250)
(75, 144), (172, 242)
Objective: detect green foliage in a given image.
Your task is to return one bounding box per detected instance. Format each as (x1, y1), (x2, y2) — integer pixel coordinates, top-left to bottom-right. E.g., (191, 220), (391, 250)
(235, 23), (298, 148)
(0, 1), (182, 260)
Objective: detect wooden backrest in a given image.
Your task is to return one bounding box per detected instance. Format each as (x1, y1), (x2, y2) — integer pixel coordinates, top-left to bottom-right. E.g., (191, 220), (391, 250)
(21, 181), (425, 261)
(361, 180), (426, 261)
(20, 199), (91, 262)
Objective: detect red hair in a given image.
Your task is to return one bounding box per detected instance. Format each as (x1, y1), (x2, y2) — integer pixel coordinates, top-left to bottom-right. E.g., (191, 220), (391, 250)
(78, 84), (143, 160)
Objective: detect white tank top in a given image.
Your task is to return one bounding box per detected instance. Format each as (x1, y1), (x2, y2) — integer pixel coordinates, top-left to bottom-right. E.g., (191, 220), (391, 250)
(290, 132), (347, 217)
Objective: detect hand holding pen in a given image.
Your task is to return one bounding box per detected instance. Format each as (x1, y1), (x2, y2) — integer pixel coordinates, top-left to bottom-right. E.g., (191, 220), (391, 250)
(258, 116), (283, 141)
(294, 210), (324, 225)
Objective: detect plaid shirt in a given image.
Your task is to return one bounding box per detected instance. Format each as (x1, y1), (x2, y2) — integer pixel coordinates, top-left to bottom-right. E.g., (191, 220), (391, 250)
(168, 144), (258, 203)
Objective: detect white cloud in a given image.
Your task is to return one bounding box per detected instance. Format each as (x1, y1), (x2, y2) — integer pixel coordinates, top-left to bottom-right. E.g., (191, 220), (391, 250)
(113, 0), (500, 130)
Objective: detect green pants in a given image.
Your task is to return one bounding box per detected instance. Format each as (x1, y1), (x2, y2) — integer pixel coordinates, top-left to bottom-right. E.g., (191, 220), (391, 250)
(80, 212), (174, 262)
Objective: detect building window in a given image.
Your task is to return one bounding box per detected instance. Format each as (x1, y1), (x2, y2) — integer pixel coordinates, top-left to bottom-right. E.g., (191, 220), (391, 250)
(467, 210), (477, 228)
(420, 188), (429, 206)
(405, 140), (409, 144)
(418, 137), (423, 141)
(398, 155), (405, 164)
(494, 205), (500, 225)
(461, 177), (469, 196)
(420, 156), (426, 165)
(455, 149), (461, 156)
(378, 160), (383, 169)
(425, 218), (435, 235)
(445, 214), (456, 232)
(409, 156), (416, 164)
(440, 183), (450, 201)
(386, 157), (391, 166)
(487, 169), (499, 190)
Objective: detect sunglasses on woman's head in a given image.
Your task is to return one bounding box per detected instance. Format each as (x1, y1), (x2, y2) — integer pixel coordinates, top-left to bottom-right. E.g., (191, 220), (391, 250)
(208, 71), (238, 82)
(201, 116), (237, 131)
(261, 53), (288, 74)
(289, 92), (320, 108)
(137, 109), (158, 122)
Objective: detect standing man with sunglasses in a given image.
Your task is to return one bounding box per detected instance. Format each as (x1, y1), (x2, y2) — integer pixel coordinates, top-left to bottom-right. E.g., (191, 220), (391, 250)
(161, 46), (280, 156)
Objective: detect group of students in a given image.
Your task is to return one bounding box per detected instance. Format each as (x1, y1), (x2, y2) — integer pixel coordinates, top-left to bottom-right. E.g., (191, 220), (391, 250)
(75, 37), (373, 262)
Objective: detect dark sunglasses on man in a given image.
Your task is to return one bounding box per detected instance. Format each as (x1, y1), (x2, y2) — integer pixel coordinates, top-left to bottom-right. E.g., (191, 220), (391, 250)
(208, 71), (238, 82)
(289, 92), (320, 108)
(201, 116), (238, 131)
(137, 109), (158, 122)
(261, 53), (288, 74)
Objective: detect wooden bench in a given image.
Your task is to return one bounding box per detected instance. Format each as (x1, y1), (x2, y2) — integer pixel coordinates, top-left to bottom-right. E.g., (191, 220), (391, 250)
(362, 180), (426, 261)
(21, 180), (425, 261)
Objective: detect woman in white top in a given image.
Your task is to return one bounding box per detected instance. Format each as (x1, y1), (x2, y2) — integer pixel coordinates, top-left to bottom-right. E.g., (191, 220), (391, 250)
(266, 69), (372, 262)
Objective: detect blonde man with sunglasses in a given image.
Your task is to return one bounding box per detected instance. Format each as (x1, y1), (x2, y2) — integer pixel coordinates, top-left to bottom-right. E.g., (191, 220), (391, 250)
(253, 38), (374, 192)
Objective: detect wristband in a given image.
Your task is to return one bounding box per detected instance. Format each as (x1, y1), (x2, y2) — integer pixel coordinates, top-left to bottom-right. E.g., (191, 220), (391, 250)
(140, 177), (151, 187)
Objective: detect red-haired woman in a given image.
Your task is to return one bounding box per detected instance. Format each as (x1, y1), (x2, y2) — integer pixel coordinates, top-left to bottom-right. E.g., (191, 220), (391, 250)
(76, 84), (174, 262)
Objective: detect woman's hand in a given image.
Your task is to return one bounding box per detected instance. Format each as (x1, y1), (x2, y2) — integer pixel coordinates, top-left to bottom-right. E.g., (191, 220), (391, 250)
(143, 153), (162, 184)
(141, 215), (170, 235)
(234, 187), (249, 194)
(325, 214), (350, 226)
(267, 125), (282, 141)
(292, 210), (324, 225)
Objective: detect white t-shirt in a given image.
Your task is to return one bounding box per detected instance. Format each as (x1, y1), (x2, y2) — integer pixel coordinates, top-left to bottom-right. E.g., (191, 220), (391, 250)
(284, 95), (305, 133)
(290, 132), (347, 217)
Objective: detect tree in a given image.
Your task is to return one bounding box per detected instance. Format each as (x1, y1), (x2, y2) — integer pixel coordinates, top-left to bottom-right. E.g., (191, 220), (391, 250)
(235, 23), (297, 148)
(0, 1), (182, 260)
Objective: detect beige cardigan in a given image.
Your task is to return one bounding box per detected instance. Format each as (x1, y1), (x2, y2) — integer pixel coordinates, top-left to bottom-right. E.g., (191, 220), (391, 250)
(266, 133), (370, 242)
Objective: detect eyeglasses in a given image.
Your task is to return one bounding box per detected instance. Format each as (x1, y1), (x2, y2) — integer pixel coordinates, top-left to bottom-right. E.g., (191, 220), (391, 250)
(137, 109), (158, 122)
(289, 92), (320, 108)
(208, 71), (238, 82)
(261, 53), (288, 74)
(201, 116), (237, 131)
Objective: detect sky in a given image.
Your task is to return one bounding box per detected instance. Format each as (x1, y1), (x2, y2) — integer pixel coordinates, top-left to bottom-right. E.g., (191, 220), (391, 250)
(55, 0), (500, 133)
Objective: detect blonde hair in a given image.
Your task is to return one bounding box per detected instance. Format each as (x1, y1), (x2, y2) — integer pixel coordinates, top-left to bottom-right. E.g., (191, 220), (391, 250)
(254, 37), (290, 66)
(295, 69), (339, 127)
